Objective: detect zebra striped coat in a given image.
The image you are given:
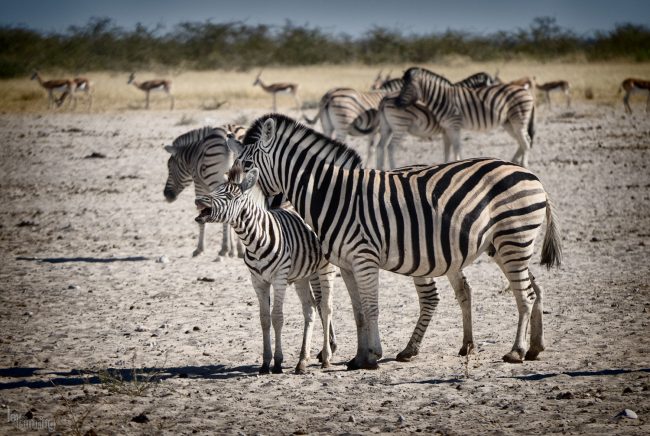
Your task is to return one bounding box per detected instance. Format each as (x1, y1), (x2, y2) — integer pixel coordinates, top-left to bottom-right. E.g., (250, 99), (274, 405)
(375, 71), (497, 169)
(195, 162), (336, 374)
(228, 114), (561, 370)
(164, 125), (246, 258)
(397, 67), (536, 167)
(303, 79), (404, 164)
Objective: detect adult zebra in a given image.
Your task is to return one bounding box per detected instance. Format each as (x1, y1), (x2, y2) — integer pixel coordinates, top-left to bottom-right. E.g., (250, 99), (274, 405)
(195, 161), (336, 374)
(395, 67), (536, 167)
(227, 114), (562, 369)
(303, 79), (404, 164)
(375, 71), (497, 169)
(164, 124), (246, 259)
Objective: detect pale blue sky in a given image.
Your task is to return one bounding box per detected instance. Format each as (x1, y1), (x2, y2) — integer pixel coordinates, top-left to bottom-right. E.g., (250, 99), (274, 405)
(0, 0), (648, 36)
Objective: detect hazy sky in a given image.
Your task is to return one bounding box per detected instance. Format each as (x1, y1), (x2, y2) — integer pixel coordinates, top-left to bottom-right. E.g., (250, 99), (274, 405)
(0, 0), (648, 36)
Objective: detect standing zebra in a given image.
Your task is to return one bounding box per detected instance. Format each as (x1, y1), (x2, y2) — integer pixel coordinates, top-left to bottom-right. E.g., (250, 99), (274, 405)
(375, 71), (496, 169)
(228, 114), (561, 369)
(195, 161), (336, 374)
(397, 67), (536, 167)
(164, 125), (246, 259)
(303, 79), (404, 164)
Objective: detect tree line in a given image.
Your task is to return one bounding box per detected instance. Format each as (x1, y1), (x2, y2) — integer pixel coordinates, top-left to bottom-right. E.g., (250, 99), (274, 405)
(2, 16), (649, 78)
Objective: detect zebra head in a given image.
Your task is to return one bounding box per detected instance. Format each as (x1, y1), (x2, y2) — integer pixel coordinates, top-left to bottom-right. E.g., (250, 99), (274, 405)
(163, 144), (192, 202)
(396, 67), (423, 108)
(226, 117), (281, 197)
(195, 161), (260, 225)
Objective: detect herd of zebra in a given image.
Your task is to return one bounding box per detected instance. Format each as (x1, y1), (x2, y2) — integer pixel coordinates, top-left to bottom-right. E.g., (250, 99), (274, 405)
(163, 66), (565, 373)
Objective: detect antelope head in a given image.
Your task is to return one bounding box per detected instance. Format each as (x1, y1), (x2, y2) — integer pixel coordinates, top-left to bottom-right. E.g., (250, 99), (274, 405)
(127, 72), (136, 84)
(253, 70), (263, 86)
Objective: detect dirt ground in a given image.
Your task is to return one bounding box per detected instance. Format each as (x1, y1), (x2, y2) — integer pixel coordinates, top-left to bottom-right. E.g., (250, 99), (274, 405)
(0, 101), (649, 435)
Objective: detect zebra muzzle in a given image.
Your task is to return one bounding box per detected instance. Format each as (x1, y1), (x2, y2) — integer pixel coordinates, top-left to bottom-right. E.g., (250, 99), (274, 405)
(195, 207), (212, 223)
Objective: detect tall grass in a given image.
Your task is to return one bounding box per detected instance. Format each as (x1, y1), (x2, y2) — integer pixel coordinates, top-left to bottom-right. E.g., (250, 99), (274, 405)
(4, 62), (649, 113)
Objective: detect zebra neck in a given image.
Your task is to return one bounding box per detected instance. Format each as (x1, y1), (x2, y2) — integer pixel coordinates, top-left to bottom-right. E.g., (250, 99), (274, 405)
(231, 201), (272, 253)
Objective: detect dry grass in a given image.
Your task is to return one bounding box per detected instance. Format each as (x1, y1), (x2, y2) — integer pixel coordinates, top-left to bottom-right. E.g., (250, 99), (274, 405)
(2, 62), (650, 113)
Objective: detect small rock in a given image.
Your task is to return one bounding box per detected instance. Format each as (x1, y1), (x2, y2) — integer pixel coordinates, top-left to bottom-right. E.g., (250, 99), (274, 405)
(156, 255), (169, 264)
(193, 326), (200, 331)
(615, 409), (638, 420)
(131, 412), (149, 423)
(135, 325), (147, 332)
(623, 387), (634, 394)
(84, 152), (106, 159)
(68, 284), (80, 290)
(348, 415), (356, 423)
(17, 220), (37, 227)
(24, 410), (33, 419)
(398, 415), (406, 424)
(556, 391), (574, 400)
(197, 277), (215, 282)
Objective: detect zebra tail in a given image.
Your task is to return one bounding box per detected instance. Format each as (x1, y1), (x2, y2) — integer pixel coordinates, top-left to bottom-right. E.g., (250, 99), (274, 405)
(527, 104), (536, 148)
(540, 195), (562, 270)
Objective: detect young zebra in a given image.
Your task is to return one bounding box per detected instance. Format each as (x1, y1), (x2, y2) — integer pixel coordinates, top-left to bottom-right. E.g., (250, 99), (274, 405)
(227, 114), (562, 370)
(195, 161), (336, 374)
(619, 78), (650, 114)
(303, 78), (404, 164)
(164, 125), (246, 259)
(375, 71), (497, 169)
(397, 67), (536, 167)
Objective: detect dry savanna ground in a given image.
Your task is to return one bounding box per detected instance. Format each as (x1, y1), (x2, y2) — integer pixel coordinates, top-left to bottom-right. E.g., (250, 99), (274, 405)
(0, 63), (650, 435)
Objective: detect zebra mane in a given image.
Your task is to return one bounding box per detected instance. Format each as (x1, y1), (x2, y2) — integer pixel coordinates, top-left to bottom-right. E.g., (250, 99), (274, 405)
(172, 126), (218, 148)
(243, 113), (363, 168)
(226, 160), (268, 209)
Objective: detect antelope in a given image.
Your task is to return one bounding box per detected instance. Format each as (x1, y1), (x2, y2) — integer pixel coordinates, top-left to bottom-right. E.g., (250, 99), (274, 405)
(57, 77), (93, 111)
(619, 78), (650, 114)
(128, 73), (174, 110)
(253, 71), (301, 112)
(536, 80), (571, 108)
(30, 71), (73, 109)
(370, 70), (392, 90)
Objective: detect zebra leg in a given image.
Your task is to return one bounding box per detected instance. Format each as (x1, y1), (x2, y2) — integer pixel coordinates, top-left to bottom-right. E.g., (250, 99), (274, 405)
(312, 264), (336, 368)
(354, 261), (382, 369)
(294, 278), (317, 374)
(252, 276), (273, 374)
(526, 272), (546, 360)
(504, 121), (530, 167)
(217, 222), (229, 258)
(396, 277), (439, 362)
(366, 133), (379, 168)
(448, 272), (475, 356)
(193, 222), (206, 257)
(442, 130), (453, 162)
(338, 268), (370, 370)
(271, 278), (287, 374)
(385, 133), (405, 169)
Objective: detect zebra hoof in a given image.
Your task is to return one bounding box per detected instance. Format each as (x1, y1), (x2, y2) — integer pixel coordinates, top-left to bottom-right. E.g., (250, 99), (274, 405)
(346, 358), (379, 371)
(458, 342), (475, 357)
(525, 349), (542, 361)
(259, 364), (271, 375)
(321, 361), (331, 369)
(502, 350), (524, 364)
(272, 365), (283, 374)
(395, 349), (418, 362)
(192, 249), (203, 257)
(294, 363), (307, 375)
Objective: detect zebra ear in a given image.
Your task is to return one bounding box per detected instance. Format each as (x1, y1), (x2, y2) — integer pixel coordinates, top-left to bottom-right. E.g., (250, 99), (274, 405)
(260, 118), (276, 152)
(239, 168), (259, 194)
(164, 145), (178, 155)
(226, 136), (244, 156)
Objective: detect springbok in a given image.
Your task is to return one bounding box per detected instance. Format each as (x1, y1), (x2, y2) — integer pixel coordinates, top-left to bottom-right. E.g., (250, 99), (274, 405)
(253, 71), (301, 112)
(619, 78), (650, 114)
(128, 73), (174, 110)
(30, 71), (73, 109)
(536, 80), (571, 108)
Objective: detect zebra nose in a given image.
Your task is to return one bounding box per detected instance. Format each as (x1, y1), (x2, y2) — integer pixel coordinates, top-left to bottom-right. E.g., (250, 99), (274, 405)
(164, 188), (177, 202)
(226, 133), (234, 139)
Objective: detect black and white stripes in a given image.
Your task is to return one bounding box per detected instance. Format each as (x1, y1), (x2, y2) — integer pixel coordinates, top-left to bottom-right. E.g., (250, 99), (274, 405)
(195, 161), (336, 374)
(228, 114), (561, 369)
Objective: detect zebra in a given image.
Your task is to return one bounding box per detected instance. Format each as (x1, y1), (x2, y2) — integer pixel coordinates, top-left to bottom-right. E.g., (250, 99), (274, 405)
(164, 124), (246, 259)
(396, 67), (536, 167)
(227, 114), (562, 370)
(195, 161), (336, 374)
(375, 71), (497, 169)
(302, 78), (404, 164)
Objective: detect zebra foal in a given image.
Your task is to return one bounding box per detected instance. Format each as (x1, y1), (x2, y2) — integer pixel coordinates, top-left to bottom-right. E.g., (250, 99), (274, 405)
(228, 114), (561, 369)
(195, 162), (336, 373)
(164, 125), (246, 259)
(397, 67), (536, 167)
